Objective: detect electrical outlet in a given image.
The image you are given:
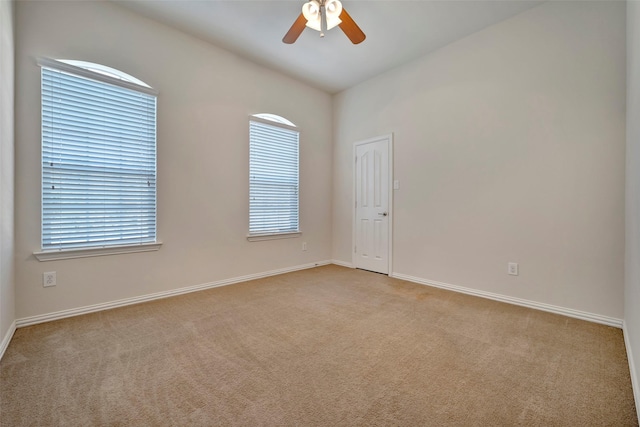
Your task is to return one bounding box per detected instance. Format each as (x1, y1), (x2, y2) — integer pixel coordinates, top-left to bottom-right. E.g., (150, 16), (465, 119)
(508, 263), (519, 276)
(43, 271), (56, 287)
(302, 242), (307, 251)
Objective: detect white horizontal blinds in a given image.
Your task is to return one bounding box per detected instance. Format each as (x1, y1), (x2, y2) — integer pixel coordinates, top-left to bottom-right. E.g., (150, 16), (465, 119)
(249, 119), (299, 235)
(41, 65), (157, 250)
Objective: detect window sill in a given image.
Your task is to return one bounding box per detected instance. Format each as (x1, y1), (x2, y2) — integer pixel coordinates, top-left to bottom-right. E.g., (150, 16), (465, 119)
(247, 232), (301, 242)
(34, 242), (163, 261)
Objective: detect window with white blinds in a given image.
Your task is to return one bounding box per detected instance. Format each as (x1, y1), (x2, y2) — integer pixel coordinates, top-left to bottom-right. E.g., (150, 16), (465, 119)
(40, 59), (157, 251)
(249, 116), (299, 236)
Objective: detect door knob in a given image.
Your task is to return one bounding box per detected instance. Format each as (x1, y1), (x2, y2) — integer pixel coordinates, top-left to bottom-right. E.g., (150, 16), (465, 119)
(378, 212), (388, 216)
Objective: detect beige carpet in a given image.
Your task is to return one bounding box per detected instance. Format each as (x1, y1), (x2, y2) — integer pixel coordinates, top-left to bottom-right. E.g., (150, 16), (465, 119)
(1, 265), (637, 426)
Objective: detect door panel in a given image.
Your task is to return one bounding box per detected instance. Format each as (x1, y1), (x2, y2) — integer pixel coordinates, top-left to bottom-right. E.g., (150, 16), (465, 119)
(355, 137), (389, 274)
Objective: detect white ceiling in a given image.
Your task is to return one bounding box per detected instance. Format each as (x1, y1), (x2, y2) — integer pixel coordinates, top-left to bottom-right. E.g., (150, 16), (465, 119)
(114, 0), (543, 94)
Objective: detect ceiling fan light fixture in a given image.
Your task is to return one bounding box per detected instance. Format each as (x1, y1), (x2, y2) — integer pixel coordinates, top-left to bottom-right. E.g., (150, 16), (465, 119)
(302, 1), (322, 31)
(325, 0), (343, 30)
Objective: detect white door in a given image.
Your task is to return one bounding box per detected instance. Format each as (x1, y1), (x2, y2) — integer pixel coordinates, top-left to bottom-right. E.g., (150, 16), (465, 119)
(354, 135), (391, 274)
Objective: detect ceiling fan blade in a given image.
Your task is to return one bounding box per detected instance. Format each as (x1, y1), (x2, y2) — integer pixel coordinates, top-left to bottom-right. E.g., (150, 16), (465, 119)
(339, 8), (366, 44)
(283, 13), (307, 44)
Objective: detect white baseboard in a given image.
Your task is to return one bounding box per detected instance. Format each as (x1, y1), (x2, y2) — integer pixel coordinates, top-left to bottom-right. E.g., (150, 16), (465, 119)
(331, 260), (354, 268)
(623, 321), (640, 424)
(16, 260), (331, 328)
(391, 272), (623, 328)
(0, 320), (16, 361)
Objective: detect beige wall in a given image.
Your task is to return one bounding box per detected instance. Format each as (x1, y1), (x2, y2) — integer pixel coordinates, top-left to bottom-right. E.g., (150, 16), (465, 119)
(1, 0), (15, 345)
(333, 1), (626, 318)
(626, 0), (640, 415)
(14, 0), (333, 319)
(10, 0), (630, 327)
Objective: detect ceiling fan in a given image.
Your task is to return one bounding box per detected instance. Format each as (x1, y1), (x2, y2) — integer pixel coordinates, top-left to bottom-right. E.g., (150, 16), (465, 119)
(283, 0), (366, 45)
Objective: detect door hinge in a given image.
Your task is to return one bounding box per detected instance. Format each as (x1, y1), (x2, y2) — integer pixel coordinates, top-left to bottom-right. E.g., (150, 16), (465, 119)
(355, 200), (357, 208)
(354, 245), (357, 253)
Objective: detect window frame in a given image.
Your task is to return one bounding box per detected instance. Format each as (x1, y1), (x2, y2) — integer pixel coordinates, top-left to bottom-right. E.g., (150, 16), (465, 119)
(34, 58), (162, 261)
(247, 114), (301, 242)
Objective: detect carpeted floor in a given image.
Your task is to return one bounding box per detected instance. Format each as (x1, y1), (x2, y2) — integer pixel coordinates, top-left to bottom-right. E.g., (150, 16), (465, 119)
(1, 265), (637, 426)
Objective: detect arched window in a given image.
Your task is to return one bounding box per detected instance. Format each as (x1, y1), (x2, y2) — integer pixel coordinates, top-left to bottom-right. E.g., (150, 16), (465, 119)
(248, 114), (300, 239)
(36, 58), (159, 258)
(252, 113), (295, 127)
(58, 60), (151, 87)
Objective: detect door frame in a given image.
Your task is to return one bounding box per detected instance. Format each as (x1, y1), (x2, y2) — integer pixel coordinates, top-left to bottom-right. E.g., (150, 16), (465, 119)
(352, 133), (394, 275)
